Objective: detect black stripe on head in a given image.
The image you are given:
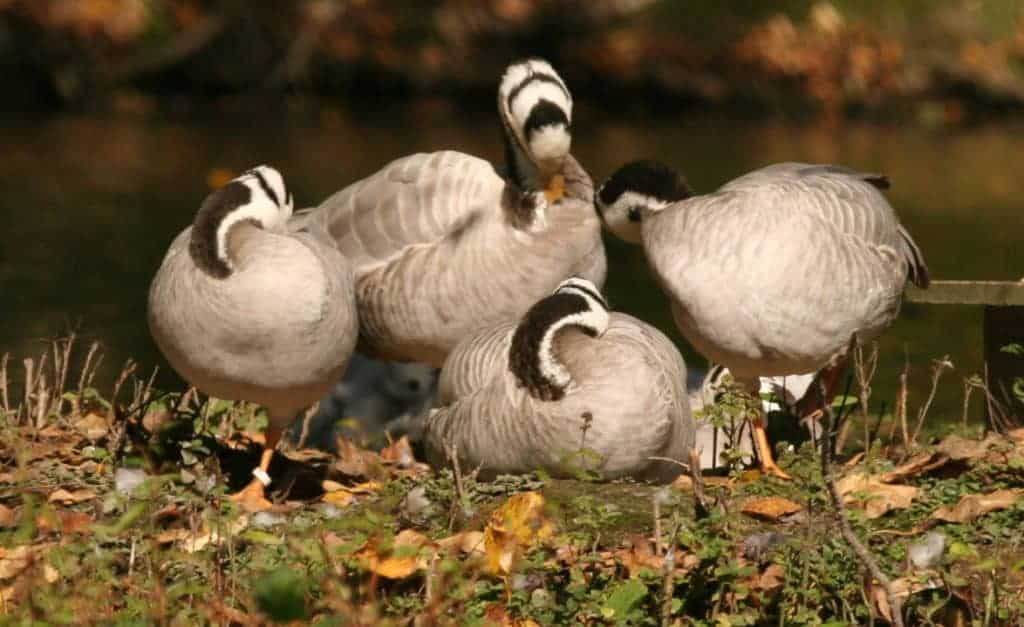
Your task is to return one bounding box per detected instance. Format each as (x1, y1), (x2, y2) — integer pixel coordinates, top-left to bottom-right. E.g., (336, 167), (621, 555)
(507, 72), (569, 110)
(557, 280), (608, 310)
(509, 292), (598, 402)
(598, 160), (693, 208)
(188, 181), (252, 279)
(523, 99), (569, 138)
(247, 168), (281, 206)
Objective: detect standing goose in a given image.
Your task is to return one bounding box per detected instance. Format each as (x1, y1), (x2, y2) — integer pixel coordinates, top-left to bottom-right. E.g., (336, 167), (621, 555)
(422, 278), (695, 482)
(148, 166), (358, 511)
(295, 58), (605, 367)
(597, 160), (929, 478)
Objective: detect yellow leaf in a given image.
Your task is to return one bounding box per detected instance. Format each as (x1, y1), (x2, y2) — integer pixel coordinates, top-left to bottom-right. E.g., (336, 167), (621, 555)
(322, 490), (354, 506)
(484, 492), (555, 575)
(358, 529), (433, 579)
(931, 489), (1024, 523)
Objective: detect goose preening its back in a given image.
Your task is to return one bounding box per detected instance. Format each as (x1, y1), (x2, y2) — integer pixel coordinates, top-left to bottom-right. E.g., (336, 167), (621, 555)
(295, 59), (606, 367)
(148, 167), (358, 511)
(597, 160), (929, 478)
(423, 278), (696, 482)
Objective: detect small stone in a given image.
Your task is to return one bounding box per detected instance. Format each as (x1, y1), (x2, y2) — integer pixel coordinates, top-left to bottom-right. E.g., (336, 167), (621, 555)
(317, 503), (344, 519)
(907, 531), (947, 570)
(252, 511), (287, 529)
(742, 531), (788, 561)
(114, 467), (148, 496)
(401, 485), (432, 516)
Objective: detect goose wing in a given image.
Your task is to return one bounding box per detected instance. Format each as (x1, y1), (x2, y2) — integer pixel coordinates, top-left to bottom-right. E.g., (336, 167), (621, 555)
(298, 151), (506, 272)
(719, 162), (928, 287)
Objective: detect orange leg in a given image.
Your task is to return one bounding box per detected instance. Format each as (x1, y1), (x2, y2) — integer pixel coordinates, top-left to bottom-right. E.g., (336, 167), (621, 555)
(751, 412), (792, 480)
(229, 425), (283, 512)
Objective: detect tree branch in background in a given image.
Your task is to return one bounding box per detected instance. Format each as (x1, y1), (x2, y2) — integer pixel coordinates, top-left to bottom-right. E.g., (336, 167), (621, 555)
(106, 9), (229, 85)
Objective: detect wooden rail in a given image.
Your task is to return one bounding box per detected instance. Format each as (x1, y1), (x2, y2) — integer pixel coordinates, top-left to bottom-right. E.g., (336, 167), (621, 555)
(906, 280), (1024, 420)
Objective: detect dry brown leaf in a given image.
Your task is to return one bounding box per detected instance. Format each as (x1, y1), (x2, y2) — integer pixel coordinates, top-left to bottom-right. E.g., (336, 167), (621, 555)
(48, 488), (96, 505)
(871, 573), (943, 622)
(754, 563), (785, 594)
(0, 472), (15, 484)
(614, 535), (664, 578)
(936, 433), (1003, 462)
(741, 496), (803, 522)
(1007, 428), (1024, 443)
(333, 437), (383, 477)
(43, 564), (59, 584)
(0, 544), (51, 580)
(484, 491), (555, 575)
(358, 529), (433, 579)
(437, 530), (486, 559)
(0, 504), (15, 528)
(380, 436), (416, 466)
(836, 472), (919, 519)
(36, 509), (94, 534)
(73, 411), (109, 441)
(931, 489), (1024, 524)
(153, 516), (249, 553)
(483, 603), (541, 627)
(878, 451), (948, 483)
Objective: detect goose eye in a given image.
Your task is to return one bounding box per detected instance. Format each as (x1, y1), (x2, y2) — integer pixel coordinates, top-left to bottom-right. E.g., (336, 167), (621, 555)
(627, 206), (642, 222)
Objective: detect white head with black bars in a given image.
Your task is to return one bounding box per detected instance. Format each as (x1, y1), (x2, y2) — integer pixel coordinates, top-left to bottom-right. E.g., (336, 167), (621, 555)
(498, 58), (573, 188)
(508, 277), (610, 401)
(595, 160), (693, 244)
(188, 165), (294, 279)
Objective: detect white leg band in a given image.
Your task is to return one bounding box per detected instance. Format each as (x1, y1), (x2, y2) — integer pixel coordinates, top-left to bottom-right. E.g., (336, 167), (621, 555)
(252, 468), (272, 487)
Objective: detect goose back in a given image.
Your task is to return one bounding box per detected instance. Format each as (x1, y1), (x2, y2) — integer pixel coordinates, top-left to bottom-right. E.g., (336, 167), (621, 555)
(424, 313), (694, 482)
(148, 224), (358, 414)
(301, 151), (605, 366)
(644, 163), (925, 379)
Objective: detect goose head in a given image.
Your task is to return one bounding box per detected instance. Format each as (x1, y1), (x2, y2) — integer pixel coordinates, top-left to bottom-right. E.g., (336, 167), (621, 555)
(189, 165), (294, 278)
(508, 277), (610, 401)
(596, 160), (693, 244)
(498, 58), (573, 193)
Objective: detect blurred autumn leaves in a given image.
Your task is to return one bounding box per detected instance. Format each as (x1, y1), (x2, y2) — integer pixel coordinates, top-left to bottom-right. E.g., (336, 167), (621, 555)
(3, 0), (1024, 118)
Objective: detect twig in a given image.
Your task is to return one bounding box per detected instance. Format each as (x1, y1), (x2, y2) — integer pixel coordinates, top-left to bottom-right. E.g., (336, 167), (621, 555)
(660, 514), (682, 627)
(819, 378), (904, 627)
(0, 353), (9, 419)
(646, 453), (709, 519)
(893, 355), (910, 446)
(444, 441), (468, 531)
(854, 341), (880, 456)
(909, 355), (953, 446)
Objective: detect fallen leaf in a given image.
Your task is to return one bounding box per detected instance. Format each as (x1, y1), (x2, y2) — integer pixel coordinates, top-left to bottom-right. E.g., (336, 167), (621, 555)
(754, 563), (785, 594)
(936, 433), (1002, 462)
(358, 529), (433, 579)
(931, 489), (1024, 524)
(321, 490), (354, 507)
(154, 517), (249, 553)
(871, 574), (943, 622)
(48, 488), (96, 504)
(37, 509), (94, 534)
(0, 504), (15, 528)
(43, 564), (59, 583)
(614, 535), (663, 578)
(878, 452), (948, 483)
(380, 436), (416, 467)
(741, 496), (803, 522)
(482, 603), (541, 626)
(73, 411), (108, 441)
(333, 437), (383, 477)
(437, 530), (486, 559)
(0, 544), (51, 580)
(484, 492), (555, 575)
(206, 167), (236, 189)
(836, 472), (919, 519)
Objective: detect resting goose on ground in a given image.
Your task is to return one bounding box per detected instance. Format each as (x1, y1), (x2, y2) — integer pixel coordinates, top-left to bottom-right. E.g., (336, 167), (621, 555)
(294, 58), (605, 367)
(597, 160), (929, 478)
(148, 167), (358, 511)
(422, 278), (695, 482)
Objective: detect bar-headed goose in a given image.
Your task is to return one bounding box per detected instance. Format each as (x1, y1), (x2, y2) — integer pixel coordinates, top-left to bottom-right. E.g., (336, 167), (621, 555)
(597, 160), (929, 478)
(148, 167), (358, 511)
(422, 278), (695, 482)
(295, 59), (605, 367)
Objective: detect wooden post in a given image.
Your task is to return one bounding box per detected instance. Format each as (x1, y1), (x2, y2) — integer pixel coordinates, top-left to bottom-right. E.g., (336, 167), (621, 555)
(906, 281), (1024, 423)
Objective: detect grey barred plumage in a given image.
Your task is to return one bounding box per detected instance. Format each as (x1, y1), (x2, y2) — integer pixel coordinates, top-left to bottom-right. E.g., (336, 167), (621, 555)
(148, 166), (358, 510)
(296, 59), (604, 368)
(598, 159), (929, 477)
(423, 278), (694, 483)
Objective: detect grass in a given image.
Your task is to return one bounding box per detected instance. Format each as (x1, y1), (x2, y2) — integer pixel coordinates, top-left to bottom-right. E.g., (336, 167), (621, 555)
(1, 337), (1024, 625)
